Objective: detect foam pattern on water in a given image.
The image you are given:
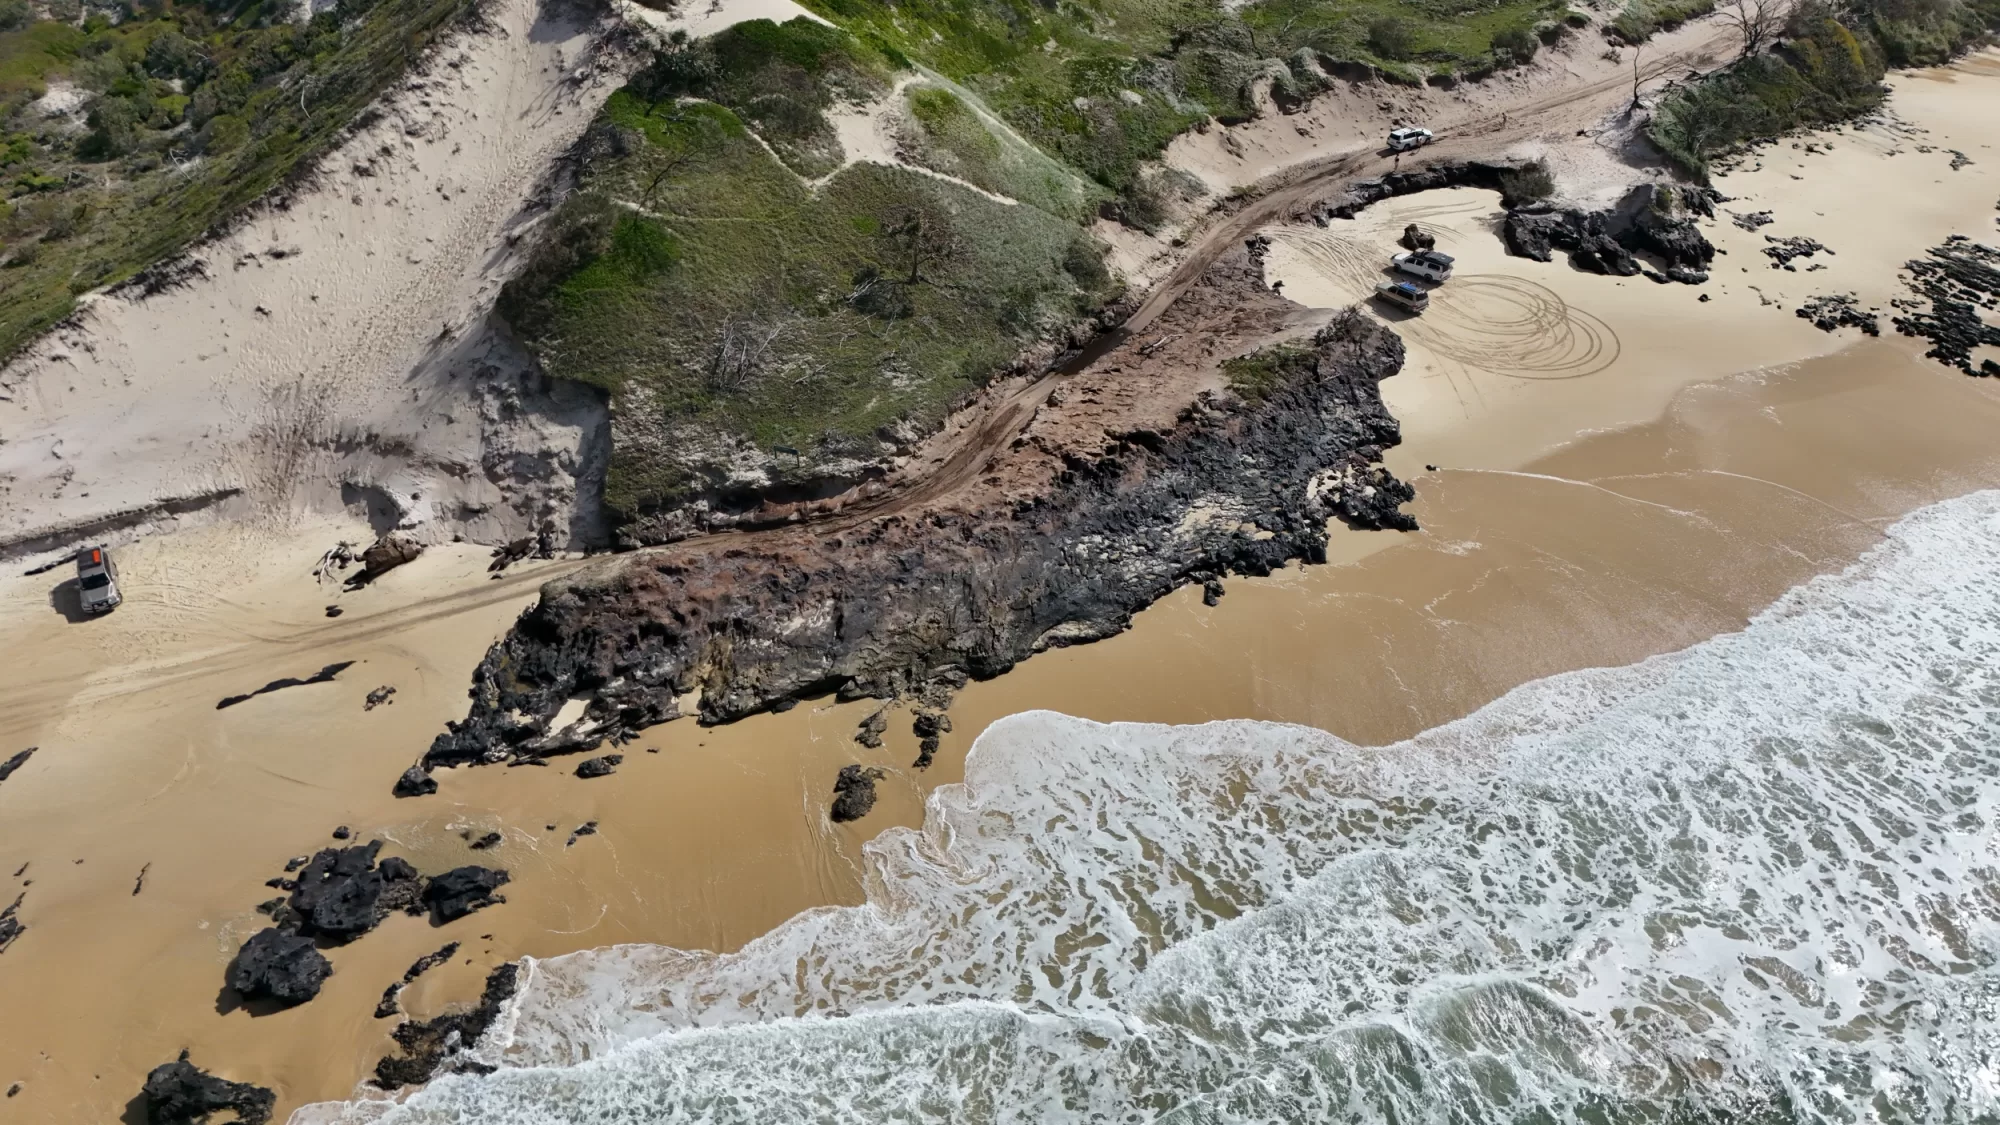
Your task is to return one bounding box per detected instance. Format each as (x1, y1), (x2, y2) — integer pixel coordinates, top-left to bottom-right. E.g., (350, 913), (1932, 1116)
(304, 492), (2000, 1124)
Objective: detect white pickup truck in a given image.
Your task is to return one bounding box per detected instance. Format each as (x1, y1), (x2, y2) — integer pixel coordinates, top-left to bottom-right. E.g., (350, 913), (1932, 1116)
(1392, 249), (1454, 283)
(1386, 126), (1434, 152)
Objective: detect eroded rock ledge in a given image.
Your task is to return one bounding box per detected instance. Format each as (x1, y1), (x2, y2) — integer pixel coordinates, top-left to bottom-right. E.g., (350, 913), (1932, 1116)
(416, 281), (1413, 776)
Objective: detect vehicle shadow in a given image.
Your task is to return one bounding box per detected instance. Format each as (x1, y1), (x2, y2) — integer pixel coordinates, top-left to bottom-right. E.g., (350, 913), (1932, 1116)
(47, 578), (94, 624)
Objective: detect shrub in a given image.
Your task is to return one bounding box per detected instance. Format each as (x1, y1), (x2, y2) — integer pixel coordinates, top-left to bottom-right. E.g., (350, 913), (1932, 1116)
(1497, 160), (1556, 205)
(1367, 17), (1420, 61)
(0, 0), (33, 32)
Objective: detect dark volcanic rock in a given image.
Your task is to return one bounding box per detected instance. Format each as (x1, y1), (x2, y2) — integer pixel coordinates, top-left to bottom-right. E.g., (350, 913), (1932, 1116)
(0, 893), (23, 954)
(1503, 184), (1716, 282)
(141, 1052), (274, 1125)
(1399, 223), (1435, 251)
(0, 747), (33, 785)
(419, 306), (1415, 773)
(468, 831), (503, 850)
(289, 841), (385, 940)
(855, 708), (889, 749)
(227, 928), (331, 1006)
(373, 963), (521, 1089)
(374, 940), (460, 1019)
(393, 766), (438, 798)
(1893, 237), (2000, 373)
(574, 754), (622, 779)
(423, 866), (510, 922)
(565, 821), (598, 846)
(1797, 293), (1881, 336)
(829, 764), (886, 823)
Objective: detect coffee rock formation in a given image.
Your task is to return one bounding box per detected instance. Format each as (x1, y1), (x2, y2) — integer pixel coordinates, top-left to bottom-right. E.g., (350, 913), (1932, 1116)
(1894, 236), (2000, 374)
(1503, 184), (1718, 283)
(373, 963), (520, 1090)
(415, 305), (1414, 775)
(829, 765), (887, 823)
(140, 1052), (275, 1125)
(423, 866), (511, 922)
(226, 929), (332, 1007)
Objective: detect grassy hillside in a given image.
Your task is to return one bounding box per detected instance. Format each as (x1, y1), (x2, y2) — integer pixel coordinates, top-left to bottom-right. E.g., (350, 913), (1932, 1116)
(0, 0), (478, 361)
(505, 0), (1577, 541)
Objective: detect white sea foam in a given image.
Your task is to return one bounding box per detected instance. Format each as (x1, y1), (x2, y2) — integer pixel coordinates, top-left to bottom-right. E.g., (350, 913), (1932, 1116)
(300, 490), (2000, 1124)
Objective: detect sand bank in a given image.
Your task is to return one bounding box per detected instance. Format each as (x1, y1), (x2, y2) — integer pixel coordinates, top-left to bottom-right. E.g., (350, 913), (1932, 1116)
(0, 46), (1996, 1125)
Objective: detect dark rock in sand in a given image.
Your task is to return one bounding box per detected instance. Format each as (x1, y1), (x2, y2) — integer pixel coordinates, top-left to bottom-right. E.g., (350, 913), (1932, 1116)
(574, 755), (622, 779)
(141, 1052), (275, 1125)
(364, 686), (397, 711)
(393, 766), (438, 798)
(1399, 223), (1435, 251)
(0, 893), (23, 954)
(346, 531), (425, 589)
(1203, 578), (1226, 606)
(468, 831), (502, 850)
(227, 928), (331, 1006)
(910, 711), (951, 740)
(373, 963), (520, 1089)
(856, 708), (889, 749)
(423, 866), (510, 922)
(565, 821), (598, 846)
(1503, 184), (1716, 282)
(332, 826), (352, 840)
(373, 940), (460, 1018)
(379, 856), (419, 883)
(325, 605), (343, 618)
(830, 765), (886, 823)
(283, 856), (308, 873)
(1893, 237), (2000, 373)
(0, 748), (34, 785)
(418, 300), (1417, 773)
(1797, 293), (1881, 336)
(289, 841), (385, 940)
(913, 736), (941, 770)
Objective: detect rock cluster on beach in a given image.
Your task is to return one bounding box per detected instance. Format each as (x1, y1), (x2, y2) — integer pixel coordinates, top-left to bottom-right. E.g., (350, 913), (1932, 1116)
(1502, 184), (1718, 284)
(829, 765), (887, 823)
(408, 288), (1416, 780)
(141, 1052), (275, 1125)
(1893, 235), (2000, 375)
(229, 839), (507, 1007)
(372, 963), (521, 1090)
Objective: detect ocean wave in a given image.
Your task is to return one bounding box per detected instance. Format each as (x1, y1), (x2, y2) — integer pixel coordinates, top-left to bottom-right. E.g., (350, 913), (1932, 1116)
(301, 490), (2000, 1124)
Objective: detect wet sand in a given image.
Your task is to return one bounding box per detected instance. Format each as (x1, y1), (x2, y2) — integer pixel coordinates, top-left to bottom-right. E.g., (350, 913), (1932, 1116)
(2, 50), (1998, 1125)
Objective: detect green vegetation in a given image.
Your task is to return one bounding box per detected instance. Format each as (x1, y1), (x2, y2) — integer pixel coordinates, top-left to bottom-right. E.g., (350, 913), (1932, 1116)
(1609, 0), (1718, 43)
(1496, 158), (1555, 205)
(1648, 0), (1999, 176)
(1222, 341), (1310, 403)
(896, 83), (1099, 220)
(0, 0), (476, 360)
(499, 85), (1119, 518)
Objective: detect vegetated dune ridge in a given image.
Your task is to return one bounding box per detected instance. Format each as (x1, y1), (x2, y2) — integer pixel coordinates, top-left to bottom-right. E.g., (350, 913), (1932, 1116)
(0, 0), (633, 559)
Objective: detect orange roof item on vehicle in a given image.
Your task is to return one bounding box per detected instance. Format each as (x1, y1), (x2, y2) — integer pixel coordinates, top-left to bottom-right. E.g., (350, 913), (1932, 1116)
(91, 549), (102, 563)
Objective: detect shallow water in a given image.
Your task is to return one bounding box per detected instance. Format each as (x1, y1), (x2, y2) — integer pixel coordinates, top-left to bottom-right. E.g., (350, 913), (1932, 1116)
(311, 490), (2000, 1123)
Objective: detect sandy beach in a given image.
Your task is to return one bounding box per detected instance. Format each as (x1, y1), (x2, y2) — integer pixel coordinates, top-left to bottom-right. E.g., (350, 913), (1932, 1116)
(0, 43), (1997, 1125)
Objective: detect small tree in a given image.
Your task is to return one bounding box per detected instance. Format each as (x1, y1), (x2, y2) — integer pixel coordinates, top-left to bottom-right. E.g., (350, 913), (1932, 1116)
(1367, 17), (1419, 61)
(1721, 0), (1791, 57)
(881, 203), (962, 285)
(636, 110), (724, 209)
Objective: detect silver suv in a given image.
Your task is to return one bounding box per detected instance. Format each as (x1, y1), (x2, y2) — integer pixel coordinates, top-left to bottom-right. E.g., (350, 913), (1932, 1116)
(76, 545), (123, 614)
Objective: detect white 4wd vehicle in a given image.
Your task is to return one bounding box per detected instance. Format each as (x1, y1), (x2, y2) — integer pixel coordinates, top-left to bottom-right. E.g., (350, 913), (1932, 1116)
(1387, 126), (1434, 152)
(76, 545), (122, 614)
(1392, 249), (1454, 282)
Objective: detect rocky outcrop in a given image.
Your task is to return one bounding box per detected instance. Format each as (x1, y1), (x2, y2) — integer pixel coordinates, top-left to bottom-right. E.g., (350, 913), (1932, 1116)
(1399, 223), (1435, 251)
(284, 840), (427, 940)
(1503, 184), (1717, 282)
(422, 866), (510, 922)
(140, 1052), (275, 1125)
(829, 765), (886, 823)
(1894, 236), (2000, 375)
(226, 929), (332, 1006)
(373, 963), (521, 1090)
(345, 530), (425, 589)
(574, 754), (621, 778)
(414, 307), (1413, 774)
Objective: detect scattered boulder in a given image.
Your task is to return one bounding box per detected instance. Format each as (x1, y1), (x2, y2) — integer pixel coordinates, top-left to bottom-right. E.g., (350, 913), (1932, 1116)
(1398, 223), (1435, 251)
(226, 928), (332, 1006)
(325, 605), (344, 618)
(332, 826), (352, 840)
(1763, 235), (1828, 269)
(1892, 236), (2000, 373)
(910, 711), (951, 740)
(467, 831), (503, 850)
(829, 765), (887, 823)
(912, 737), (941, 770)
(855, 708), (889, 749)
(574, 754), (622, 779)
(346, 531), (425, 589)
(1503, 184), (1715, 282)
(0, 747), (34, 785)
(373, 963), (520, 1090)
(364, 686), (397, 711)
(565, 821), (598, 847)
(141, 1052), (275, 1125)
(393, 766), (438, 798)
(422, 866), (510, 923)
(0, 893), (23, 954)
(1202, 578), (1226, 606)
(1797, 293), (1881, 335)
